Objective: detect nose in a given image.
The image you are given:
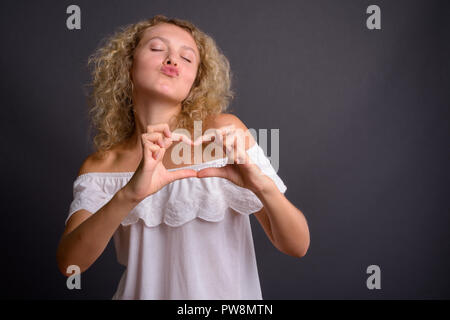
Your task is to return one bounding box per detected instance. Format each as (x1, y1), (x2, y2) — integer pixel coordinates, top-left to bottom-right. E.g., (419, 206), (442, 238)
(164, 56), (177, 67)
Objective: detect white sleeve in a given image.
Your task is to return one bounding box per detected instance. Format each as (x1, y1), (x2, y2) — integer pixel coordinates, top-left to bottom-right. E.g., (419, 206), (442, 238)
(246, 143), (287, 193)
(65, 175), (113, 226)
(222, 142), (288, 215)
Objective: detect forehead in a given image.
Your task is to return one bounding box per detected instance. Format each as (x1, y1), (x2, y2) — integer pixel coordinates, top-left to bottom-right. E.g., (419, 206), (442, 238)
(140, 23), (198, 52)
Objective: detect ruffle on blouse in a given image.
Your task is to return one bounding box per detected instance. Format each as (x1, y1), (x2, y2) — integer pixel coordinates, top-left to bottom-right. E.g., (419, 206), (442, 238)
(66, 143), (287, 228)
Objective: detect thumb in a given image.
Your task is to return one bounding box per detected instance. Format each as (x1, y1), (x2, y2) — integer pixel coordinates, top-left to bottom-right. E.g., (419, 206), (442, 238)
(197, 167), (228, 179)
(167, 169), (198, 183)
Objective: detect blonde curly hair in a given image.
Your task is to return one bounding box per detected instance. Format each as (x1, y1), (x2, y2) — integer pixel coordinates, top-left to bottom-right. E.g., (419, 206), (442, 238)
(85, 14), (234, 154)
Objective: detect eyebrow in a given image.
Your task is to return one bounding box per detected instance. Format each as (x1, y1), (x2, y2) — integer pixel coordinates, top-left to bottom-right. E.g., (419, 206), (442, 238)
(146, 36), (198, 58)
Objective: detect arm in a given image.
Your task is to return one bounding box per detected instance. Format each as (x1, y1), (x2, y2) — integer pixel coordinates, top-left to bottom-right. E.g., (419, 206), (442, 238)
(57, 124), (198, 277)
(199, 113), (310, 258)
(56, 186), (140, 276)
(254, 183), (310, 258)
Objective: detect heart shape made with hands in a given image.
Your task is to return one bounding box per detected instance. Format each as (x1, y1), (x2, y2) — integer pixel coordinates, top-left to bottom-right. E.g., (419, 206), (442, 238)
(178, 125), (270, 191)
(168, 124), (254, 166)
(146, 124), (271, 193)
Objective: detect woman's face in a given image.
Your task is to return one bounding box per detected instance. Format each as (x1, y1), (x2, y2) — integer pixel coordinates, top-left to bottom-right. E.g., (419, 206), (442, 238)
(131, 23), (200, 103)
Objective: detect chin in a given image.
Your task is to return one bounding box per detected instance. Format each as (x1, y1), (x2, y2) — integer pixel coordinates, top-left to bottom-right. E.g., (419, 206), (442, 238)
(148, 87), (184, 103)
(138, 79), (189, 102)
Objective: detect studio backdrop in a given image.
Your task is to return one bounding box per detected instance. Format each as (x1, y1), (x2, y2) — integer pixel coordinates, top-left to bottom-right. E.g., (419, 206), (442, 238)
(0, 0), (448, 299)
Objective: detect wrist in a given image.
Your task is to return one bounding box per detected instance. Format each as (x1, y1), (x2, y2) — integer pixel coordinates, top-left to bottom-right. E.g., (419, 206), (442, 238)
(118, 186), (143, 205)
(253, 177), (278, 198)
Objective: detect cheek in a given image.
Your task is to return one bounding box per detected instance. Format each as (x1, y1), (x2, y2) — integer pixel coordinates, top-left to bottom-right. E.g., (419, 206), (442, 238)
(133, 54), (161, 76)
(181, 67), (197, 87)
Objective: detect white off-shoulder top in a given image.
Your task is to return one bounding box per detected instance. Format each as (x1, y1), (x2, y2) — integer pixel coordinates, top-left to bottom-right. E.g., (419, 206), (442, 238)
(65, 142), (287, 300)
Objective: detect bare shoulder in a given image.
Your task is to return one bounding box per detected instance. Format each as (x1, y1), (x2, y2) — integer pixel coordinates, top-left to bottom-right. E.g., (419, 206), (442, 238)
(205, 113), (248, 131)
(204, 113), (256, 150)
(63, 149), (119, 238)
(77, 149), (116, 177)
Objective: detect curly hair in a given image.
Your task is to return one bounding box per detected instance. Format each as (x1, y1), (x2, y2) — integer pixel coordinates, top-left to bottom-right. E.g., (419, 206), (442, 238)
(85, 14), (235, 154)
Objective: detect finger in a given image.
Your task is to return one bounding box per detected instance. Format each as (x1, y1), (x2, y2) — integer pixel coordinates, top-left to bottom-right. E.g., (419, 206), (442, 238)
(223, 131), (236, 163)
(192, 125), (236, 147)
(144, 131), (188, 149)
(192, 134), (212, 147)
(219, 128), (246, 164)
(143, 132), (165, 148)
(148, 144), (161, 160)
(167, 169), (198, 183)
(171, 132), (194, 145)
(211, 126), (234, 148)
(192, 132), (214, 146)
(197, 167), (229, 179)
(141, 135), (160, 149)
(219, 124), (237, 139)
(215, 125), (235, 148)
(142, 139), (161, 160)
(229, 132), (250, 165)
(147, 123), (172, 138)
(224, 131), (246, 164)
(155, 146), (166, 161)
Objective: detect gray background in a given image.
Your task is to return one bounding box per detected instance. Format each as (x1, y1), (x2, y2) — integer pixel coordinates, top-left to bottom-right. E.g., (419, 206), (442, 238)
(0, 0), (448, 299)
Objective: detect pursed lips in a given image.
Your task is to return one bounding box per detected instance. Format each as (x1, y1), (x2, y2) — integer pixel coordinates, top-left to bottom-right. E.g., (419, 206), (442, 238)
(161, 66), (179, 77)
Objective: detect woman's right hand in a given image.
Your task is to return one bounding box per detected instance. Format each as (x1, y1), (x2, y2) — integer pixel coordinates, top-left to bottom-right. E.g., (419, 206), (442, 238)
(122, 123), (197, 203)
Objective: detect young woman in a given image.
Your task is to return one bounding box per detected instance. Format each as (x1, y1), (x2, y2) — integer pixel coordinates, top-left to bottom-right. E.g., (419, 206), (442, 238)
(56, 14), (310, 300)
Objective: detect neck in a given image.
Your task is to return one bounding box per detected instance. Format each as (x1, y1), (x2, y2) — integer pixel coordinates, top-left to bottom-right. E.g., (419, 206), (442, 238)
(123, 92), (183, 152)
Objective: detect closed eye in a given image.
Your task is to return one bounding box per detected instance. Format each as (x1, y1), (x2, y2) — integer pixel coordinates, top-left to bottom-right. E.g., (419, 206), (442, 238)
(151, 48), (191, 63)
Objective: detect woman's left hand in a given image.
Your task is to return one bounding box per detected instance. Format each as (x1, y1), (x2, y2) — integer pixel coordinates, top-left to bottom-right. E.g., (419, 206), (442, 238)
(194, 124), (275, 194)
